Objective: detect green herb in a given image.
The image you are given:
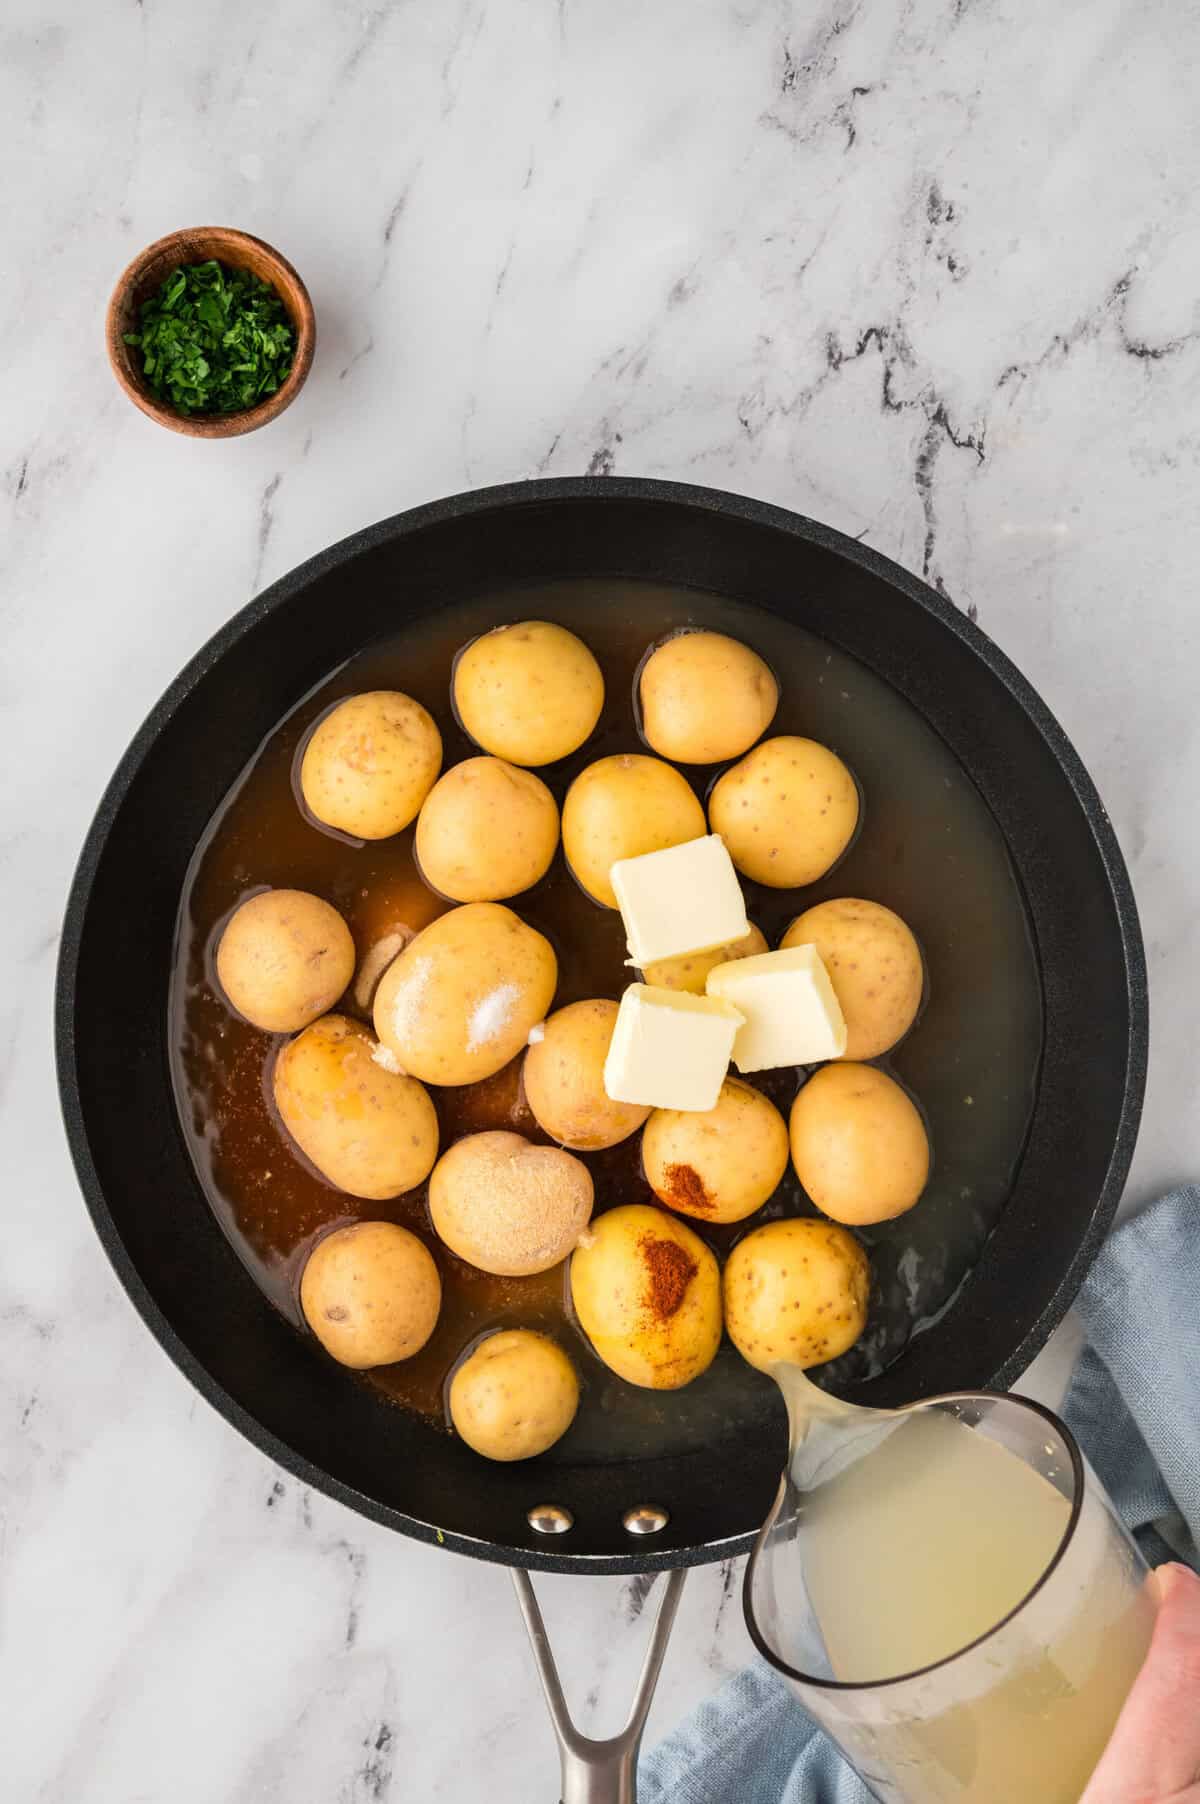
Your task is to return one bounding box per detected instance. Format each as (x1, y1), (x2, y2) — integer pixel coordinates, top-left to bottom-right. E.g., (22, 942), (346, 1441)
(124, 259), (296, 417)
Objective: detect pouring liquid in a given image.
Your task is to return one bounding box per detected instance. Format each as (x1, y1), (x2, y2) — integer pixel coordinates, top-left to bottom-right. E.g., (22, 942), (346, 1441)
(767, 1368), (1156, 1802)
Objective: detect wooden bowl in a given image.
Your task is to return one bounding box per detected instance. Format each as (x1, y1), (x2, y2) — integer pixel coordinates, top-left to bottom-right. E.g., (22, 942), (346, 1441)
(106, 227), (315, 438)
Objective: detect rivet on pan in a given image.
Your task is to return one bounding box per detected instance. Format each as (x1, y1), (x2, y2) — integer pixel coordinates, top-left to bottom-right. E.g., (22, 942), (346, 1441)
(528, 1503), (574, 1535)
(623, 1505), (669, 1536)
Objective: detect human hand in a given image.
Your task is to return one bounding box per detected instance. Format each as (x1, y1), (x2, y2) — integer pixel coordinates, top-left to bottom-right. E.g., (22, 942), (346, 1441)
(1082, 1563), (1200, 1802)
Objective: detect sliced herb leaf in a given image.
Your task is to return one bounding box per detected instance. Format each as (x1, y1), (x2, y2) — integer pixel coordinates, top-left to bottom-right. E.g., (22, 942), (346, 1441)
(123, 259), (297, 417)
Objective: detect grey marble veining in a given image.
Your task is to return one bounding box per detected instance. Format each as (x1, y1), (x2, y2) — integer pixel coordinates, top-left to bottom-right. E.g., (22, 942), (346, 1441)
(3, 0), (1199, 1798)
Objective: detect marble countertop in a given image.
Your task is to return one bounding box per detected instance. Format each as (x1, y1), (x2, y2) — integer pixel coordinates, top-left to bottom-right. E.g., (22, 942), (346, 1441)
(5, 1), (1199, 1798)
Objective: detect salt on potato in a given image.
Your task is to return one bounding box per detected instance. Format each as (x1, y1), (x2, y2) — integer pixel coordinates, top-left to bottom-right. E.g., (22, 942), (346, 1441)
(372, 902), (557, 1086)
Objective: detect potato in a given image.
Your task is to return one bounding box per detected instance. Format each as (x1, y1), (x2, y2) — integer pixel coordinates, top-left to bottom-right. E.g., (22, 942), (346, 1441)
(416, 756), (559, 902)
(453, 621), (604, 766)
(789, 1063), (929, 1225)
(523, 999), (650, 1150)
(429, 1130), (593, 1275)
(449, 1329), (579, 1461)
(216, 889), (355, 1034)
(300, 691), (442, 840)
(570, 1204), (721, 1390)
(643, 1077), (789, 1224)
(640, 630), (778, 764)
(300, 1221), (441, 1369)
(708, 736), (859, 888)
(273, 1014), (439, 1200)
(562, 755), (706, 908)
(642, 923), (768, 995)
(724, 1218), (869, 1372)
(373, 903), (557, 1085)
(782, 899), (923, 1060)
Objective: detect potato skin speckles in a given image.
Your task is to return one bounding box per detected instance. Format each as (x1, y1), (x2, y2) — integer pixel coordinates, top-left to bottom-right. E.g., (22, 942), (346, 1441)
(216, 889), (355, 1033)
(724, 1219), (869, 1372)
(640, 630), (778, 764)
(454, 621), (604, 766)
(301, 692), (442, 840)
(709, 737), (858, 887)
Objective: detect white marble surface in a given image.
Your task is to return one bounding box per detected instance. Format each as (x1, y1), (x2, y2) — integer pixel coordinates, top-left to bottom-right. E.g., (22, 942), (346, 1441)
(4, 0), (1200, 1797)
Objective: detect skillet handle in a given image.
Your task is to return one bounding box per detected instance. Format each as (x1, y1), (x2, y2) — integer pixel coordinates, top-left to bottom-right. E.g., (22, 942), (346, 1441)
(512, 1566), (686, 1804)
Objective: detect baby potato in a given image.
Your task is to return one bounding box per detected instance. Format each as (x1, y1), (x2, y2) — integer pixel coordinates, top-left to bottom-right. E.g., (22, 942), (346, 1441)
(708, 736), (859, 888)
(724, 1218), (869, 1372)
(429, 1130), (593, 1275)
(562, 755), (706, 908)
(643, 1077), (789, 1224)
(300, 691), (442, 840)
(789, 1063), (929, 1225)
(640, 630), (778, 764)
(373, 903), (557, 1085)
(642, 923), (768, 995)
(782, 898), (923, 1060)
(216, 889), (355, 1034)
(570, 1204), (721, 1390)
(523, 999), (651, 1150)
(453, 621), (604, 766)
(449, 1329), (579, 1461)
(300, 1221), (441, 1369)
(416, 756), (559, 902)
(273, 1014), (439, 1200)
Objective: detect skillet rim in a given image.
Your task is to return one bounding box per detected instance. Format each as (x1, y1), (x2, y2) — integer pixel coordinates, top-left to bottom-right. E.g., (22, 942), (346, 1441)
(54, 475), (1148, 1573)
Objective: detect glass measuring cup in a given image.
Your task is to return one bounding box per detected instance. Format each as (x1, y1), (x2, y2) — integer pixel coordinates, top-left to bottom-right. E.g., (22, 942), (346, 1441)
(744, 1387), (1156, 1803)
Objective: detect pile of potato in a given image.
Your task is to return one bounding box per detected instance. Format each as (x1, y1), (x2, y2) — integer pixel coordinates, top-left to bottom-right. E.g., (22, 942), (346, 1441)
(213, 622), (931, 1463)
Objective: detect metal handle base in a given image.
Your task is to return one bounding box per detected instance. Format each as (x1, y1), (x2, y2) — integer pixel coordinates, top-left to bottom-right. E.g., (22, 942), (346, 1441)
(512, 1566), (687, 1804)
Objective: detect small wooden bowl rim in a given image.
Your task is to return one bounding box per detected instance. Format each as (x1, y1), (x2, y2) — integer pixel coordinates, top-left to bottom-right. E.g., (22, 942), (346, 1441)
(106, 226), (315, 439)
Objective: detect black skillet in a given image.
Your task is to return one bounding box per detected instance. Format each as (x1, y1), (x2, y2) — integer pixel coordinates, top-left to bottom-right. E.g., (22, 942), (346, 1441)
(56, 478), (1145, 1793)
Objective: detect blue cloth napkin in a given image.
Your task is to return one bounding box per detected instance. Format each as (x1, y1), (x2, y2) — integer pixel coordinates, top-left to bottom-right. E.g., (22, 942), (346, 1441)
(641, 1184), (1200, 1804)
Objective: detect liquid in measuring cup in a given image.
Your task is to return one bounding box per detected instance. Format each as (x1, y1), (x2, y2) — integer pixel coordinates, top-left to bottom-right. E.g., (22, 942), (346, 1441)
(754, 1369), (1156, 1803)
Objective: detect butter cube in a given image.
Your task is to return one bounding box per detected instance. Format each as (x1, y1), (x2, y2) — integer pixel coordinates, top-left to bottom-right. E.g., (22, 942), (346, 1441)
(603, 983), (744, 1112)
(706, 945), (847, 1073)
(611, 835), (749, 967)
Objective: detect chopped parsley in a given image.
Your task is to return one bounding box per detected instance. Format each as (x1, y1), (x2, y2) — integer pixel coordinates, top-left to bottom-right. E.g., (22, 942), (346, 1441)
(124, 260), (296, 417)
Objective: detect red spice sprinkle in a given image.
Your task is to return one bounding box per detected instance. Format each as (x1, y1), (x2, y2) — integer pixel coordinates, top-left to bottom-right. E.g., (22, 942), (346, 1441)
(663, 1162), (714, 1214)
(639, 1233), (698, 1320)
